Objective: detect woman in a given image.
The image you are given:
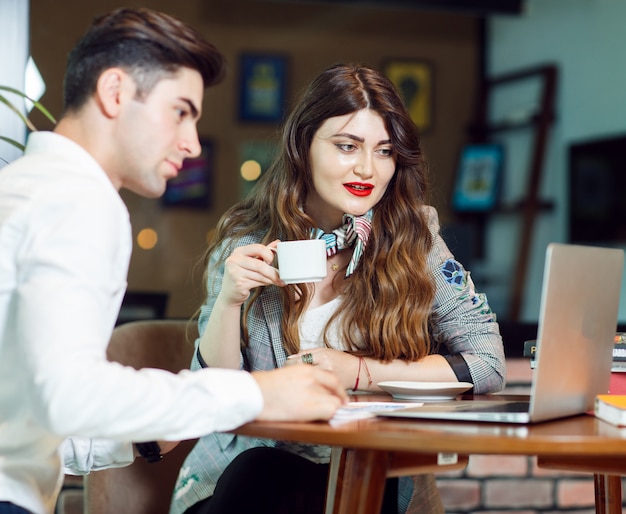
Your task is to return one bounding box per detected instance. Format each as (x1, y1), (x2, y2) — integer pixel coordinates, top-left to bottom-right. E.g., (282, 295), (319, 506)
(171, 63), (505, 514)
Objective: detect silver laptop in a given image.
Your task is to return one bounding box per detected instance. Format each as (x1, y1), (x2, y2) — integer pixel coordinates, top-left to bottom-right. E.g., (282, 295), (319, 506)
(379, 243), (624, 424)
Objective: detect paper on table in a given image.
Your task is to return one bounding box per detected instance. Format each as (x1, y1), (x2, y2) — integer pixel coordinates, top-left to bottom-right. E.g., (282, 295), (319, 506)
(330, 401), (421, 425)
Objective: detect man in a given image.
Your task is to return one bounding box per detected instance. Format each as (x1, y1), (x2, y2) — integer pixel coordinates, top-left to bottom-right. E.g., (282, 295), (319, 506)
(0, 8), (346, 514)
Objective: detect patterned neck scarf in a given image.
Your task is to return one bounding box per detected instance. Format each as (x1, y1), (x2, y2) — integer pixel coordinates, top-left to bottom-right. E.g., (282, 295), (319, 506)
(310, 209), (373, 277)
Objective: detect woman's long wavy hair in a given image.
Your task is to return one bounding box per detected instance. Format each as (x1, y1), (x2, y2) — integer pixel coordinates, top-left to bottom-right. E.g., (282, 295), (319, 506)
(204, 63), (435, 362)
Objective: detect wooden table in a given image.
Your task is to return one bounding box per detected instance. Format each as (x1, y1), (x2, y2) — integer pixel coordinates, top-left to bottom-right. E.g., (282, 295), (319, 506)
(230, 394), (626, 514)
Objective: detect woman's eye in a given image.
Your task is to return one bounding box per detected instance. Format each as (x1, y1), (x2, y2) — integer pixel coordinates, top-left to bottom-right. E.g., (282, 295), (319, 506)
(378, 147), (393, 157)
(336, 143), (355, 152)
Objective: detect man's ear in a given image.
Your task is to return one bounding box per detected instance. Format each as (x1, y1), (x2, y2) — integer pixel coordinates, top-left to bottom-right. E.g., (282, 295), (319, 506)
(95, 68), (131, 118)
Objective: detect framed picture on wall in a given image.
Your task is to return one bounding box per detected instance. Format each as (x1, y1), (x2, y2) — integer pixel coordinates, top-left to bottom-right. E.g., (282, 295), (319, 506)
(382, 59), (434, 133)
(162, 139), (213, 208)
(451, 143), (504, 212)
(238, 53), (288, 122)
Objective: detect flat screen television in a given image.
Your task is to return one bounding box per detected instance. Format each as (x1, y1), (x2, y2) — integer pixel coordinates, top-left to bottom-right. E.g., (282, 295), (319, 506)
(568, 133), (626, 245)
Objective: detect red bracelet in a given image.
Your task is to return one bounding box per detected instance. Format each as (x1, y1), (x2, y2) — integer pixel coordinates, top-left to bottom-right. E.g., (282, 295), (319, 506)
(353, 356), (362, 391)
(362, 357), (373, 388)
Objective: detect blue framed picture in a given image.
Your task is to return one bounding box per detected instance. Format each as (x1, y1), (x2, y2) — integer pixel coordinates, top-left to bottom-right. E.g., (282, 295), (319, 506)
(452, 144), (504, 212)
(238, 53), (288, 123)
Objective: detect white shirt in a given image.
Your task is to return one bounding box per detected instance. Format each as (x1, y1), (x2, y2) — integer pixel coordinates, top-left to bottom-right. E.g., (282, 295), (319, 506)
(60, 438), (134, 474)
(0, 132), (263, 514)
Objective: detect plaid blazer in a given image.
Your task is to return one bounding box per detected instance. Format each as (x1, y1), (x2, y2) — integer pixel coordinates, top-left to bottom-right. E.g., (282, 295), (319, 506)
(170, 206), (504, 514)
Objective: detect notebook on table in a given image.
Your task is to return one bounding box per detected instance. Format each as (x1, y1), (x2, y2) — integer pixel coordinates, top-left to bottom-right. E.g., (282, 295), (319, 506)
(379, 243), (624, 424)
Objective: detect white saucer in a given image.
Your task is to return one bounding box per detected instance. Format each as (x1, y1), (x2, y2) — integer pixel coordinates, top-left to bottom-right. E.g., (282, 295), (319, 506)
(377, 381), (473, 401)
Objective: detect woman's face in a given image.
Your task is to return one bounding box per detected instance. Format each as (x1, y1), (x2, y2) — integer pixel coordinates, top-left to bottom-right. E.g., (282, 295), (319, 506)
(305, 108), (396, 231)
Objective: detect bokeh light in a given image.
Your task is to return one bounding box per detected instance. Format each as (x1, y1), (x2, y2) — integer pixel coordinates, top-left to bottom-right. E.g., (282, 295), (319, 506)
(137, 228), (158, 250)
(240, 159), (262, 182)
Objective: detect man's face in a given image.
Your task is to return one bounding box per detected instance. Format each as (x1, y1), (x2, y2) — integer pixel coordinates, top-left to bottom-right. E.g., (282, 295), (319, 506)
(115, 67), (204, 198)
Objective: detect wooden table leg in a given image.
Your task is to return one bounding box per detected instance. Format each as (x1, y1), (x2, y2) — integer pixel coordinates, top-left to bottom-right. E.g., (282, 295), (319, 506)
(325, 447), (389, 514)
(594, 474), (622, 514)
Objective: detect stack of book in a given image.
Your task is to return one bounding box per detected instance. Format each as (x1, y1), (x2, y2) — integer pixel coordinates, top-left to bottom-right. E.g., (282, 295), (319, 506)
(595, 394), (626, 426)
(523, 333), (626, 372)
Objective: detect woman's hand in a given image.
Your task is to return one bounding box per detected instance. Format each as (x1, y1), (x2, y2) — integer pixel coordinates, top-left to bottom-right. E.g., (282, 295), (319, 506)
(287, 348), (360, 391)
(288, 351), (460, 392)
(200, 241), (284, 369)
(219, 241), (285, 307)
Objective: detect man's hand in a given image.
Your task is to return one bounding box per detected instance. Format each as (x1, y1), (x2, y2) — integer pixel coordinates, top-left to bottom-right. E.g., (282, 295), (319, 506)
(252, 365), (347, 422)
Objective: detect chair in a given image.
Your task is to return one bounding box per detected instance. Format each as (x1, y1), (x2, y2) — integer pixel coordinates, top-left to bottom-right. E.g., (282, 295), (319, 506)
(115, 291), (169, 326)
(83, 320), (199, 514)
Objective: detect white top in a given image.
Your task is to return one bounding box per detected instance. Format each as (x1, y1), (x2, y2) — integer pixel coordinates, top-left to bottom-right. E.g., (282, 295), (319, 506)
(0, 132), (263, 514)
(293, 298), (349, 465)
(299, 297), (344, 350)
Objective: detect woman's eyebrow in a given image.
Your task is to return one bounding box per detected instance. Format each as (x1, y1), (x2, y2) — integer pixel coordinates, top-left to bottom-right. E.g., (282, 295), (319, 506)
(331, 133), (391, 146)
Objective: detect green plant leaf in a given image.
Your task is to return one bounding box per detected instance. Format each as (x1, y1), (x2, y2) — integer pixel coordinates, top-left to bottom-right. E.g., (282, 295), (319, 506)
(0, 93), (36, 132)
(0, 85), (57, 126)
(0, 135), (26, 152)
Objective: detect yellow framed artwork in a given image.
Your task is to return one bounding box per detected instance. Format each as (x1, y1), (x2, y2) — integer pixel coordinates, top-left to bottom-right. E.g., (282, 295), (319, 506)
(382, 59), (433, 133)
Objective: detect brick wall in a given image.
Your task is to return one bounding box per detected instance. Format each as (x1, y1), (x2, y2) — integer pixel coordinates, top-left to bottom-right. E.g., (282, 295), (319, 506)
(434, 359), (625, 513)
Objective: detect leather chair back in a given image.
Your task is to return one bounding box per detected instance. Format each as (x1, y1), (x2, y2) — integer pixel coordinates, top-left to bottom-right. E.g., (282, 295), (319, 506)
(84, 320), (199, 514)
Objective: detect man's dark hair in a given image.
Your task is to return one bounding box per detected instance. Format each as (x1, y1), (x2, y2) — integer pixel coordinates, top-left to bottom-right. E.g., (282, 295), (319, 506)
(63, 7), (225, 112)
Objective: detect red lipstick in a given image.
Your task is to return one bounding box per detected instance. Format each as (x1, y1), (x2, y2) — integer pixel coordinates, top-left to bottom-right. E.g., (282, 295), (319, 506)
(344, 182), (373, 197)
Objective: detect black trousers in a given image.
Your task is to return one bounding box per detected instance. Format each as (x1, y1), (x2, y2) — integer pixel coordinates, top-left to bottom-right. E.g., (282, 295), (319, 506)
(185, 447), (398, 514)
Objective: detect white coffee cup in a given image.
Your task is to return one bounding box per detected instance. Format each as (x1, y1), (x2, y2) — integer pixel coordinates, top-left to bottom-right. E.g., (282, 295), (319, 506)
(276, 239), (327, 284)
